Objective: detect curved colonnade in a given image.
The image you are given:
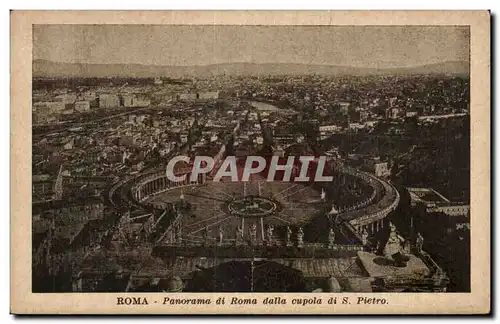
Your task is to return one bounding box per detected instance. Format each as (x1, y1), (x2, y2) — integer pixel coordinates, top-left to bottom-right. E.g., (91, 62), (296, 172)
(335, 167), (400, 237)
(108, 166), (399, 240)
(132, 169), (205, 209)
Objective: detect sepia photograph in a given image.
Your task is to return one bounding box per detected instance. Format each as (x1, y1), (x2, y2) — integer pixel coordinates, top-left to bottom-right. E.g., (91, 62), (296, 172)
(10, 10), (490, 314)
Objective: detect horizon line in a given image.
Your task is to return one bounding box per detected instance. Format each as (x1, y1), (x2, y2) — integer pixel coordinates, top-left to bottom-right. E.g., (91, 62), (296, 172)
(33, 58), (470, 70)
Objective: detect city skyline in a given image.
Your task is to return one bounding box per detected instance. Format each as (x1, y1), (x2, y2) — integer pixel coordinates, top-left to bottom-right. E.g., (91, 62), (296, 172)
(33, 25), (470, 69)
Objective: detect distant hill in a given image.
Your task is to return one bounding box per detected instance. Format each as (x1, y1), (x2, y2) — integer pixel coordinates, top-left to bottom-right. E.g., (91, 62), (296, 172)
(33, 59), (469, 78)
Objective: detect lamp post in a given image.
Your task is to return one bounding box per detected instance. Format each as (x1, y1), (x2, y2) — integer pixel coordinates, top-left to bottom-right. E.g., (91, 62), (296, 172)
(249, 248), (267, 292)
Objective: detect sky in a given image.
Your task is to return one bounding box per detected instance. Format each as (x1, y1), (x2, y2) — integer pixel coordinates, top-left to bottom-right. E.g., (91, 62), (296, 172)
(33, 25), (470, 68)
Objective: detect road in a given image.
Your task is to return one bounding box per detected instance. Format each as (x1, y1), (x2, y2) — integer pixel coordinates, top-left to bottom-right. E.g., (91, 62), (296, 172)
(33, 106), (153, 137)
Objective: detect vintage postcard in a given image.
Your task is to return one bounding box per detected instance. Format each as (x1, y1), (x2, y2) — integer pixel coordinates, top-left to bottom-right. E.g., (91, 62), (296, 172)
(10, 10), (490, 315)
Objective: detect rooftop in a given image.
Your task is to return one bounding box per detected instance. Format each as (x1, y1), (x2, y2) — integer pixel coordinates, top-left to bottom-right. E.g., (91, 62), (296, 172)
(407, 187), (451, 205)
(357, 251), (430, 278)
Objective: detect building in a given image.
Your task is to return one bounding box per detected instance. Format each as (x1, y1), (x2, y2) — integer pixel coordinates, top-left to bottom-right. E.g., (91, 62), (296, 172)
(63, 138), (74, 150)
(82, 91), (97, 101)
(387, 107), (400, 119)
(180, 133), (189, 144)
(154, 77), (163, 85)
(133, 97), (151, 108)
(406, 187), (470, 292)
(136, 115), (147, 123)
(121, 95), (134, 107)
(319, 124), (342, 133)
(198, 91), (219, 100)
(178, 93), (198, 101)
(406, 110), (418, 118)
(339, 102), (350, 114)
(54, 94), (78, 104)
(34, 101), (66, 114)
(119, 135), (141, 147)
(407, 187), (470, 234)
(74, 101), (91, 112)
(407, 187), (470, 218)
(32, 174), (55, 202)
(407, 187), (450, 207)
(121, 95), (151, 108)
(364, 120), (378, 128)
(363, 157), (390, 177)
(359, 110), (369, 122)
(99, 94), (120, 109)
(349, 123), (364, 131)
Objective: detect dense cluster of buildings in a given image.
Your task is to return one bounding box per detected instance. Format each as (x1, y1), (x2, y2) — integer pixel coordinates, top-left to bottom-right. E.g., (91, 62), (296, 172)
(226, 74), (468, 137)
(32, 79), (221, 125)
(31, 73), (470, 293)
